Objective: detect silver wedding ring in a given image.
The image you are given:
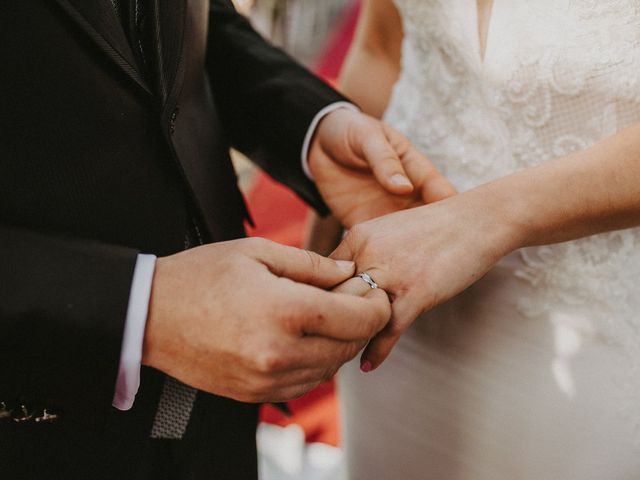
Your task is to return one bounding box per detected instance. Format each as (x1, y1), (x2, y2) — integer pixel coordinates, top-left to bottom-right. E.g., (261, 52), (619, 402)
(356, 272), (378, 289)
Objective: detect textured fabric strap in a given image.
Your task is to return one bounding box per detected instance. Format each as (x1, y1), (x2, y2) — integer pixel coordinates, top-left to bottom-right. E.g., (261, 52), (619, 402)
(150, 377), (198, 439)
(150, 220), (203, 439)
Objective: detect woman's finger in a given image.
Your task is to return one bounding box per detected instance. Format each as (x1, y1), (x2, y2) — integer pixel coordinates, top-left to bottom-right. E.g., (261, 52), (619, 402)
(360, 297), (421, 371)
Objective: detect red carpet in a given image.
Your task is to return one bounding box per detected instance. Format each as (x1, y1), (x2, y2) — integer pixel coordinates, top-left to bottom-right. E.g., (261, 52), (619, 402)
(247, 0), (361, 447)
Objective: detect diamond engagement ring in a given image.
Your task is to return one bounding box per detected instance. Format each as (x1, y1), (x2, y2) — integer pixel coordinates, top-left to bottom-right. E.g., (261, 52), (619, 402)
(356, 272), (378, 289)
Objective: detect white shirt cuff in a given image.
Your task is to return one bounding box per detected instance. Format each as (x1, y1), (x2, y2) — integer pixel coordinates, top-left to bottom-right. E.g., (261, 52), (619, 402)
(112, 253), (156, 411)
(301, 101), (360, 181)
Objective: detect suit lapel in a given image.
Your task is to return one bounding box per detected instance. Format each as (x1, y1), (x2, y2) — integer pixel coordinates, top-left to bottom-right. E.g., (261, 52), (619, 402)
(146, 0), (187, 106)
(53, 0), (152, 96)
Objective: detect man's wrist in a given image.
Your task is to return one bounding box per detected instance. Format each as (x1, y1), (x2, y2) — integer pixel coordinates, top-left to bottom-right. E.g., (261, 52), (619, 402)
(301, 102), (360, 181)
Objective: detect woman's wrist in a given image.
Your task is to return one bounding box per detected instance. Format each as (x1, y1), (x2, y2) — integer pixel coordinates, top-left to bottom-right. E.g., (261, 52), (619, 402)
(463, 175), (536, 256)
(464, 155), (587, 252)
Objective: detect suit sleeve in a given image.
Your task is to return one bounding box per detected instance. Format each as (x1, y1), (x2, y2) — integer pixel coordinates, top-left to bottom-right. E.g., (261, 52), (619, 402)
(0, 224), (138, 429)
(206, 0), (350, 214)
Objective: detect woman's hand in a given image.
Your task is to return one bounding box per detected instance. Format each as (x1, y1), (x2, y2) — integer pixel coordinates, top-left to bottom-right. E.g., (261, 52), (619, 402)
(330, 120), (640, 371)
(331, 187), (522, 371)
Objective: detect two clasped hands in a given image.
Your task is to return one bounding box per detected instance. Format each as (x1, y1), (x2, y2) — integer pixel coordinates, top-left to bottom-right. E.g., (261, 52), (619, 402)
(143, 108), (511, 404)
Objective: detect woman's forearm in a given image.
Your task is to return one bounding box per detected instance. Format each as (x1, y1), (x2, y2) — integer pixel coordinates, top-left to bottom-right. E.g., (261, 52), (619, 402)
(339, 0), (402, 118)
(474, 122), (640, 252)
(340, 47), (400, 118)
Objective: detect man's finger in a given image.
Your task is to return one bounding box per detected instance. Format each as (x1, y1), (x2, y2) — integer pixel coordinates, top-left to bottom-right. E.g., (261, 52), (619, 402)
(360, 132), (415, 195)
(400, 150), (457, 203)
(419, 165), (457, 204)
(328, 235), (352, 263)
(295, 336), (365, 368)
(265, 338), (364, 391)
(331, 276), (373, 296)
(257, 240), (355, 289)
(294, 286), (391, 341)
(386, 130), (457, 204)
(260, 336), (364, 373)
(256, 367), (334, 392)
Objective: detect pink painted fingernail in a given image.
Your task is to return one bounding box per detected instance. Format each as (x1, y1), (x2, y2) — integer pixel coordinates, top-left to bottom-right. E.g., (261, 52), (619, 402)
(360, 361), (372, 373)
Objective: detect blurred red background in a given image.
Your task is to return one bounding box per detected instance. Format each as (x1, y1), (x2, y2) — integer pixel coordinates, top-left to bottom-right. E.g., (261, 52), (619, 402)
(245, 0), (361, 447)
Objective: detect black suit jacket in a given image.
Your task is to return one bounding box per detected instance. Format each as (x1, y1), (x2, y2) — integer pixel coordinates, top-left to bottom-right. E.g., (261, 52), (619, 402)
(0, 1), (345, 478)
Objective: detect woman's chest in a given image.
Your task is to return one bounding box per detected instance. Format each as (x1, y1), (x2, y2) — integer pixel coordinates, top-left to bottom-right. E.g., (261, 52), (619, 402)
(394, 0), (640, 98)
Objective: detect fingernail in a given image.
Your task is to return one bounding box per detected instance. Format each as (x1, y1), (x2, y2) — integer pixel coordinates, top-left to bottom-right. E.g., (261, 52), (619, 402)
(360, 361), (372, 373)
(336, 260), (355, 272)
(390, 174), (412, 187)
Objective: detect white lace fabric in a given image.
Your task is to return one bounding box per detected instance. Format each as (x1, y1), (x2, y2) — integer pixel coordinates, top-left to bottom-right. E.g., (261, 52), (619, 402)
(385, 0), (640, 344)
(339, 3), (640, 477)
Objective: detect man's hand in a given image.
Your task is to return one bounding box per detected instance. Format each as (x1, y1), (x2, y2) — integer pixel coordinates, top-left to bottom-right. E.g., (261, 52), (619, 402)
(309, 108), (456, 227)
(142, 237), (390, 403)
(331, 190), (521, 371)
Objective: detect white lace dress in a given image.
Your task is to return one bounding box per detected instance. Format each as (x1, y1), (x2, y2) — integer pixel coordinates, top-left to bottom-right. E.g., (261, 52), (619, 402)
(339, 1), (640, 478)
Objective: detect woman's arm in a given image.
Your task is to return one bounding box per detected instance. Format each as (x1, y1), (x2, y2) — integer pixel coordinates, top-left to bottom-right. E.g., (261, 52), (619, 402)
(305, 0), (404, 254)
(490, 123), (640, 247)
(339, 0), (403, 117)
(332, 121), (640, 370)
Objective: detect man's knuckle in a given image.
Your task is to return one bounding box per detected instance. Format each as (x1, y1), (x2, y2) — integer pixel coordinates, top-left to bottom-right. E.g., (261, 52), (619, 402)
(254, 348), (286, 374)
(242, 236), (259, 247)
(246, 236), (269, 251)
(280, 312), (299, 334)
(303, 249), (322, 275)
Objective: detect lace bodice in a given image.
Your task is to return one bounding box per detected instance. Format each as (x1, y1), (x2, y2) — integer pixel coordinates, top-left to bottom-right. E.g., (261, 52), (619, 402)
(339, 2), (640, 467)
(385, 0), (640, 325)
